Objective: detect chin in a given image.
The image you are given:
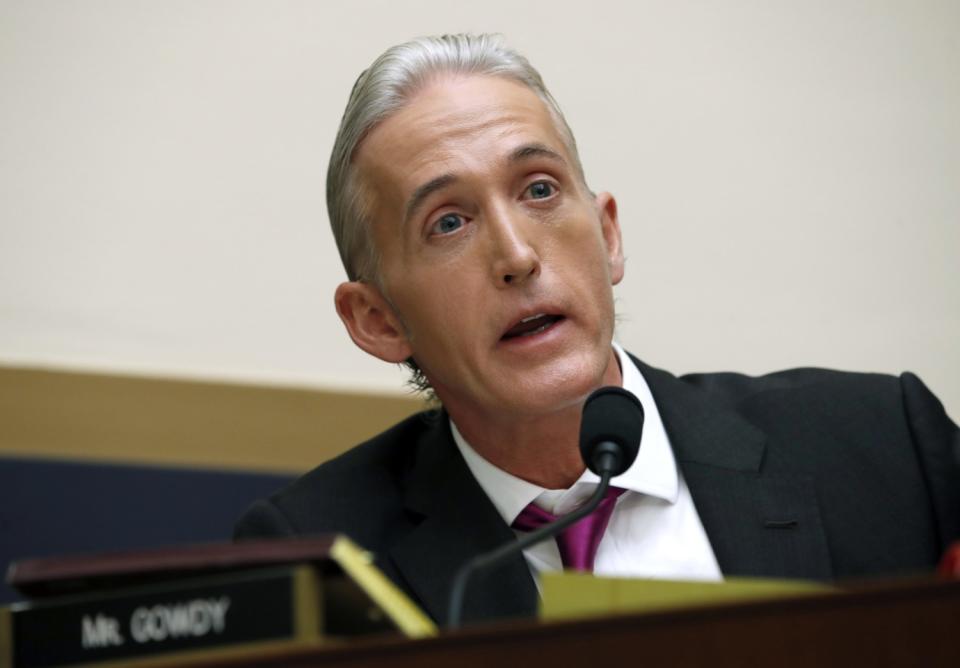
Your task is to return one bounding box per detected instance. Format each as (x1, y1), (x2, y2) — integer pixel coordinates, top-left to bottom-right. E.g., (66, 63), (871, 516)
(497, 353), (612, 416)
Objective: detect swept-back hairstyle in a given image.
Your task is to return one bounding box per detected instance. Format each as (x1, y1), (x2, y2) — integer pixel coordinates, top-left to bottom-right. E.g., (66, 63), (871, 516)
(326, 33), (584, 283)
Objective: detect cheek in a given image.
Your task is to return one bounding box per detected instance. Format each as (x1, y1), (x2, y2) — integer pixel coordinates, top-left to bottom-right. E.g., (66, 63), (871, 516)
(393, 279), (470, 346)
(553, 223), (610, 274)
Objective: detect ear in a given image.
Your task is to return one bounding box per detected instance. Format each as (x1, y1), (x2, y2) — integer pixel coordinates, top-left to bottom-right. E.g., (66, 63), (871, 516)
(595, 191), (625, 285)
(334, 281), (413, 364)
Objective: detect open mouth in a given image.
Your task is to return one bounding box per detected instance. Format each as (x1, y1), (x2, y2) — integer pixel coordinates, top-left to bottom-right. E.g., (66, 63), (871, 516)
(501, 313), (565, 340)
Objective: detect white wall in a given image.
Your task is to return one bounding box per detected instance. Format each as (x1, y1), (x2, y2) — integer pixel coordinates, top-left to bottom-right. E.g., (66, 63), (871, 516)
(1, 0), (957, 414)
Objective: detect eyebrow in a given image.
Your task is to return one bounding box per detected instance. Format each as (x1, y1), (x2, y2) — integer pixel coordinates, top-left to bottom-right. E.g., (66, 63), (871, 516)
(404, 173), (458, 224)
(509, 142), (567, 167)
(402, 143), (568, 223)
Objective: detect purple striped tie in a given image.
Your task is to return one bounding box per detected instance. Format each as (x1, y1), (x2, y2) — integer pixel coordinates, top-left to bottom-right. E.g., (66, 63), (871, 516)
(512, 487), (626, 571)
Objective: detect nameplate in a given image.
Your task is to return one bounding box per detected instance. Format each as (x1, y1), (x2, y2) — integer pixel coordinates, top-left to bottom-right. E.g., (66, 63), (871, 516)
(3, 535), (435, 667)
(11, 565), (321, 668)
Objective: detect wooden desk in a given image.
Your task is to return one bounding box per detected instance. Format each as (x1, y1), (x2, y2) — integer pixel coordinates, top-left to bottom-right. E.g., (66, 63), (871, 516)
(172, 577), (960, 668)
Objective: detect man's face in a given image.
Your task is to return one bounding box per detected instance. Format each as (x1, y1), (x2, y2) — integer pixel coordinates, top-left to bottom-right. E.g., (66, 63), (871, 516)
(348, 75), (624, 421)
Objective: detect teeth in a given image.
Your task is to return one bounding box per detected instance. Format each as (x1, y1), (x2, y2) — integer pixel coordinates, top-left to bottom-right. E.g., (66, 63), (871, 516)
(502, 313), (560, 341)
(521, 322), (550, 337)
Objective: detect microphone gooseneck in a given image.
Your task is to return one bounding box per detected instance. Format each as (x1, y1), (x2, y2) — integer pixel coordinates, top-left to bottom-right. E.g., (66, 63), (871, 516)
(446, 386), (644, 629)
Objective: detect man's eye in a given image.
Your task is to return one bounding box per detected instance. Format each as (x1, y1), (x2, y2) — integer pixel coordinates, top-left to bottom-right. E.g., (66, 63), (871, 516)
(430, 213), (465, 235)
(527, 181), (556, 199)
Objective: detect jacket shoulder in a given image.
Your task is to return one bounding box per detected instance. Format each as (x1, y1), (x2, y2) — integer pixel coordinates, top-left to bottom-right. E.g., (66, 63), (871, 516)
(677, 366), (901, 404)
(675, 366), (919, 443)
(676, 364), (959, 550)
(234, 410), (444, 547)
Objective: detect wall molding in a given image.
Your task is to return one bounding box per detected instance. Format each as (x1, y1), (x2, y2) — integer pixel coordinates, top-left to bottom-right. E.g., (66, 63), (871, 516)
(0, 366), (425, 473)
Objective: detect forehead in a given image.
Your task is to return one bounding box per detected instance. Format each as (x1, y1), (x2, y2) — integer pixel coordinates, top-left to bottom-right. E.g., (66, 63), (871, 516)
(353, 75), (572, 211)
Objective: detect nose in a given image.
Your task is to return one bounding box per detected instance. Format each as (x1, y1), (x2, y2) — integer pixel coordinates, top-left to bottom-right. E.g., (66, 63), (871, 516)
(488, 207), (540, 287)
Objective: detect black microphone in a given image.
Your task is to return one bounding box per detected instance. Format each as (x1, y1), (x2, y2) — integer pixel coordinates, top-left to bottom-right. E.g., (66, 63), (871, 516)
(446, 386), (644, 628)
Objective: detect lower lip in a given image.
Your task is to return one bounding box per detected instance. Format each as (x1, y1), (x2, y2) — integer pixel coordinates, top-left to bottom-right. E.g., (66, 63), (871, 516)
(498, 317), (567, 349)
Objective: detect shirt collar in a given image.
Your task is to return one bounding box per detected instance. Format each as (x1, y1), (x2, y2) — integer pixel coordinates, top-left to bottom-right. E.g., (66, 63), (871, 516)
(450, 343), (679, 525)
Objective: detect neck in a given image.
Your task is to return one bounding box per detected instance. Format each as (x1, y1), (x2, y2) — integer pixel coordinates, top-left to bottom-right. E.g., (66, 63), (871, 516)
(444, 348), (623, 489)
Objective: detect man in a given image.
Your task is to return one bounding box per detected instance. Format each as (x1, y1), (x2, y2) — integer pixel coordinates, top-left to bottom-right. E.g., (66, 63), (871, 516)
(235, 34), (959, 625)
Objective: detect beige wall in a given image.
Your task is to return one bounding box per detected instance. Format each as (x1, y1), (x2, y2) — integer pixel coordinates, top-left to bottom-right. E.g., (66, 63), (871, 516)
(1, 1), (957, 415)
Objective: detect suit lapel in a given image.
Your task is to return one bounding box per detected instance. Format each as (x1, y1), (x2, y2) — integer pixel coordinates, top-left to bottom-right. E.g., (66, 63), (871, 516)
(633, 357), (834, 580)
(387, 415), (538, 624)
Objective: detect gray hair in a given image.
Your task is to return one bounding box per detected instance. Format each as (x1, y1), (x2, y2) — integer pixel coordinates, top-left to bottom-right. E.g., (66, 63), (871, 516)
(326, 33), (585, 283)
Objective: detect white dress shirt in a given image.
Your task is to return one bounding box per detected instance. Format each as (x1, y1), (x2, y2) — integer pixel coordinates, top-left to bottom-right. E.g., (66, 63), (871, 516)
(451, 343), (723, 583)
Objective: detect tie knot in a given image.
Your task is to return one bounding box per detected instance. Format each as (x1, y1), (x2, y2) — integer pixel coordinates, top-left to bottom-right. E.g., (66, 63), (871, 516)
(512, 487), (625, 572)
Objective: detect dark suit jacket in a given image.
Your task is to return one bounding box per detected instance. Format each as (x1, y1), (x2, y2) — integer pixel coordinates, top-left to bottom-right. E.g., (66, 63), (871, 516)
(234, 357), (960, 625)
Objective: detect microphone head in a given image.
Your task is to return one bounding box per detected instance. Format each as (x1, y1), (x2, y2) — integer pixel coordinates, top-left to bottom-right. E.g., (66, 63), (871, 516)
(579, 386), (644, 477)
